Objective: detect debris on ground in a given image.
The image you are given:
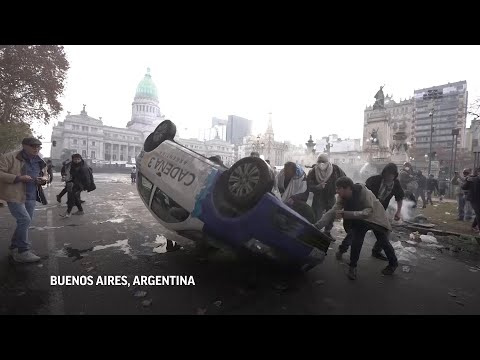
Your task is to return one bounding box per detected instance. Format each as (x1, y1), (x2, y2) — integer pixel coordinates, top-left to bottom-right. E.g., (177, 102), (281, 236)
(196, 308), (207, 315)
(468, 267), (478, 273)
(315, 280), (325, 285)
(37, 264), (43, 268)
(409, 232), (421, 242)
(274, 283), (289, 291)
(448, 292), (457, 298)
(134, 290), (147, 297)
(445, 212), (451, 215)
(420, 235), (438, 244)
(402, 266), (411, 273)
(213, 300), (222, 307)
(455, 300), (465, 306)
(430, 257), (436, 260)
(142, 299), (153, 307)
(85, 266), (95, 272)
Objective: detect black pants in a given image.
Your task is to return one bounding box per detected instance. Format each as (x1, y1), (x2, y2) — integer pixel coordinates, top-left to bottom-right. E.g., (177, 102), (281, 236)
(338, 223), (398, 268)
(472, 203), (480, 228)
(67, 184), (83, 213)
(415, 188), (426, 207)
(59, 184), (81, 201)
(312, 194), (335, 231)
(48, 172), (53, 184)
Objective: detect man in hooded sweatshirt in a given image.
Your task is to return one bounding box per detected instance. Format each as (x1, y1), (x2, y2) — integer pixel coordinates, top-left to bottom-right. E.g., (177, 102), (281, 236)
(307, 154), (346, 237)
(315, 176), (398, 280)
(60, 154), (91, 218)
(339, 163), (404, 261)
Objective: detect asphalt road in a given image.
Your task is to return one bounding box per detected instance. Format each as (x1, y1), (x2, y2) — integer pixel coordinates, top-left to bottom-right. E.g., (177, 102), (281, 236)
(1, 173), (479, 315)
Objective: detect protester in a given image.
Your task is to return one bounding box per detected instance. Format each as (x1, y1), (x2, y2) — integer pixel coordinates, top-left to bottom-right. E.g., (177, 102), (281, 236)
(250, 152), (260, 158)
(315, 176), (398, 280)
(339, 163), (404, 261)
(307, 154), (346, 237)
(57, 159), (85, 204)
(131, 166), (137, 184)
(276, 162), (315, 223)
(463, 168), (480, 231)
(0, 137), (48, 262)
(46, 160), (54, 186)
(426, 174), (439, 205)
(438, 176), (448, 202)
(452, 169), (473, 221)
(399, 162), (417, 205)
(415, 170), (427, 208)
(59, 154), (91, 218)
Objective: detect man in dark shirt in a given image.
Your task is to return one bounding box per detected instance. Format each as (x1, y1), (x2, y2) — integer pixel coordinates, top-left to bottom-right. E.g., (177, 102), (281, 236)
(426, 174), (439, 205)
(415, 170), (427, 208)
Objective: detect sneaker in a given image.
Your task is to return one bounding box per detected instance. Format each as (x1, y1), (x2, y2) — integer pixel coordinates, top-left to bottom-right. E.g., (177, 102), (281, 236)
(56, 195), (61, 203)
(372, 251), (388, 261)
(59, 211), (71, 218)
(347, 266), (357, 280)
(9, 248), (17, 258)
(381, 265), (398, 276)
(335, 250), (344, 260)
(12, 250), (41, 263)
(72, 211), (84, 215)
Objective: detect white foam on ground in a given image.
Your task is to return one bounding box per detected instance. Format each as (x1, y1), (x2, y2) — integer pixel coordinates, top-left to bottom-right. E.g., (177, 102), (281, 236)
(92, 239), (134, 258)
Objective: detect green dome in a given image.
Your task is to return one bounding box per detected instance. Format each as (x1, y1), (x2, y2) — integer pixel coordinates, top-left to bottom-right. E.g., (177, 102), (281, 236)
(135, 68), (158, 101)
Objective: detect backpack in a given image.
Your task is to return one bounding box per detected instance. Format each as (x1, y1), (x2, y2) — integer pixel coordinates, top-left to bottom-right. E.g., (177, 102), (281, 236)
(87, 167), (96, 192)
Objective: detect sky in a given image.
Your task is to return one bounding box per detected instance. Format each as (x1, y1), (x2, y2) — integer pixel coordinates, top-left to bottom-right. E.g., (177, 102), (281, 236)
(33, 45), (480, 157)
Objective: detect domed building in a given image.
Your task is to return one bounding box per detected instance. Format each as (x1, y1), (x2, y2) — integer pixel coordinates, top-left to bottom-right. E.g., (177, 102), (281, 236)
(50, 68), (165, 167)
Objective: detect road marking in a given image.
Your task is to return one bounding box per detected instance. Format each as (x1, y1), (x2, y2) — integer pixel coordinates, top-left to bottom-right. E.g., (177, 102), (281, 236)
(46, 209), (65, 315)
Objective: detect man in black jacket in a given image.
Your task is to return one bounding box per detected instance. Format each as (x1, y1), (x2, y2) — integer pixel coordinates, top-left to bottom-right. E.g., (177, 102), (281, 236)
(339, 163), (404, 261)
(415, 170), (427, 209)
(462, 168), (480, 231)
(426, 174), (439, 205)
(60, 154), (91, 218)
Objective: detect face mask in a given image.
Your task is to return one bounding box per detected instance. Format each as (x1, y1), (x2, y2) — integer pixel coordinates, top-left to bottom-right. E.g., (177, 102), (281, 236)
(319, 163), (328, 170)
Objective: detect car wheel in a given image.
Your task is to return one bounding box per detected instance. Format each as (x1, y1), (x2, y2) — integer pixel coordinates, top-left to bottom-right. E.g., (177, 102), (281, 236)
(143, 120), (176, 152)
(223, 157), (274, 210)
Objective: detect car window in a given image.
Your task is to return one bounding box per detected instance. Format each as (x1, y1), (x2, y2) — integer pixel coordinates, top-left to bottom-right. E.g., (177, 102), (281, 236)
(138, 172), (153, 203)
(151, 188), (190, 223)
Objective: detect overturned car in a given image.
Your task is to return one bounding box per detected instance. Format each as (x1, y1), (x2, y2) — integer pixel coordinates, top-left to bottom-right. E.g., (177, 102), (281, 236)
(136, 120), (331, 271)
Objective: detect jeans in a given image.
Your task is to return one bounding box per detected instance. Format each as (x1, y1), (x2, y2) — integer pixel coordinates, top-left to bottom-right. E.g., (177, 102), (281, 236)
(312, 194), (335, 231)
(7, 200), (37, 252)
(457, 194), (473, 220)
(338, 222), (398, 268)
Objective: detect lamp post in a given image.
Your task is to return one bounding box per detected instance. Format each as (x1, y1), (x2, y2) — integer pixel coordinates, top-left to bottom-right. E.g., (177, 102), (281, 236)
(427, 109), (434, 175)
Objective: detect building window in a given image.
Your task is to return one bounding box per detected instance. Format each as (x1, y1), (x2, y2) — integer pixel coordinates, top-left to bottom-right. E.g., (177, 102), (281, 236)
(120, 155), (124, 161)
(134, 137), (139, 141)
(83, 140), (86, 145)
(92, 141), (96, 146)
(91, 151), (96, 159)
(82, 126), (88, 132)
(114, 134), (118, 138)
(91, 127), (97, 132)
(142, 105), (145, 112)
(113, 154), (117, 161)
(73, 139), (78, 145)
(82, 150), (87, 158)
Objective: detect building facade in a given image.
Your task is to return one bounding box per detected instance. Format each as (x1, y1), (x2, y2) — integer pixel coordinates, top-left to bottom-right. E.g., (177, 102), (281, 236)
(226, 115), (253, 146)
(51, 68), (164, 164)
(175, 135), (235, 167)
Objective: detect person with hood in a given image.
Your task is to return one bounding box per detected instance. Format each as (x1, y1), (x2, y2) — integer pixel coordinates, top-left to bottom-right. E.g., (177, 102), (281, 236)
(0, 137), (48, 263)
(276, 162), (315, 222)
(60, 154), (91, 218)
(426, 174), (439, 205)
(338, 162), (404, 261)
(315, 176), (398, 280)
(399, 162), (417, 205)
(415, 170), (427, 209)
(307, 154), (346, 237)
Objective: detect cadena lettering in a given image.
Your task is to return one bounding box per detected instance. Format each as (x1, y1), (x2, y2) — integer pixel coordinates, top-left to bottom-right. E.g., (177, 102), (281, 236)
(184, 173), (195, 186)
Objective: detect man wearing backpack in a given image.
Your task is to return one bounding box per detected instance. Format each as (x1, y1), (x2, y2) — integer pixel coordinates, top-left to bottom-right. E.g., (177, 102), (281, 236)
(60, 154), (92, 218)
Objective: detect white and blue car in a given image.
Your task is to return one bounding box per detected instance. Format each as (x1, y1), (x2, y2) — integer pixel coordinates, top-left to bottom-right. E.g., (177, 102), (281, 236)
(136, 120), (331, 271)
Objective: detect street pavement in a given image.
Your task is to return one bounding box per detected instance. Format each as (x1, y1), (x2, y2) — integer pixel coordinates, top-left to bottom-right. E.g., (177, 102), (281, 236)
(1, 173), (479, 315)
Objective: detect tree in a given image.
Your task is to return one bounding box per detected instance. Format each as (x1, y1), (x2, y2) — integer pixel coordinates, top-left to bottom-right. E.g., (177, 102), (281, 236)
(0, 45), (69, 125)
(468, 97), (480, 121)
(0, 122), (32, 154)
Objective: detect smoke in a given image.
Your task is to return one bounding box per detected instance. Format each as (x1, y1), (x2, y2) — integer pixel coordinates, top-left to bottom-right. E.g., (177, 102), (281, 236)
(386, 198), (416, 222)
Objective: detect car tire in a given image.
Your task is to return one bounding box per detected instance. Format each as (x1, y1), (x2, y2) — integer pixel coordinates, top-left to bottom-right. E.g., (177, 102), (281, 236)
(143, 120), (176, 152)
(223, 157), (274, 210)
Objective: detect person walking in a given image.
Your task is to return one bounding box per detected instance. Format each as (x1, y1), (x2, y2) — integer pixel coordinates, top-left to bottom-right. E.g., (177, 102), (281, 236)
(131, 166), (137, 184)
(415, 170), (427, 208)
(0, 137), (48, 262)
(46, 160), (54, 187)
(60, 154), (91, 218)
(426, 174), (439, 205)
(452, 169), (473, 221)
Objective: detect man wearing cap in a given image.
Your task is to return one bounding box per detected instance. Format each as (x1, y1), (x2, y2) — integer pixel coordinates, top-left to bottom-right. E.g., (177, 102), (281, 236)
(0, 137), (48, 263)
